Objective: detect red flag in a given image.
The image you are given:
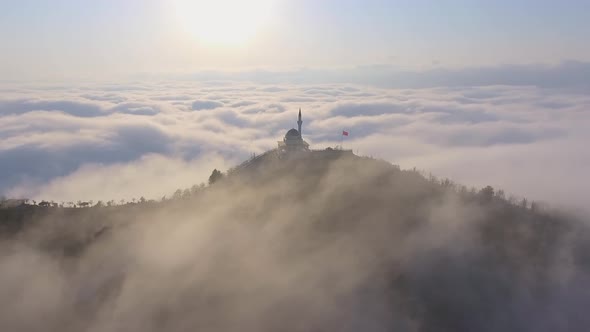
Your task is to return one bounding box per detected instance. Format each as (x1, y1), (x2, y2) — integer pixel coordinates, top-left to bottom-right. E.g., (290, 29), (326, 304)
(342, 130), (349, 136)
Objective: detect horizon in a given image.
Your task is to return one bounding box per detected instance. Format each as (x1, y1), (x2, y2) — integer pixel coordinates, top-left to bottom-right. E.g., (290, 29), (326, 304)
(2, 0), (590, 80)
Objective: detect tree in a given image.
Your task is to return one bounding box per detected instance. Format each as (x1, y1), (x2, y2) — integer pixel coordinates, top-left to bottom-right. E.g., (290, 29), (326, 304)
(208, 169), (224, 185)
(191, 184), (200, 195)
(441, 178), (454, 189)
(479, 186), (495, 201)
(459, 185), (468, 196)
(173, 189), (183, 200)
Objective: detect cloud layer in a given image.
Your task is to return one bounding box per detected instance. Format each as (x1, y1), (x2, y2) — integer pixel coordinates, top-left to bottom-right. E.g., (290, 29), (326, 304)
(1, 75), (589, 210)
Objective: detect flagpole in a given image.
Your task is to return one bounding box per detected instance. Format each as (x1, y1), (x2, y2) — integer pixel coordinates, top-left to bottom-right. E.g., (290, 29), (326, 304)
(340, 129), (344, 150)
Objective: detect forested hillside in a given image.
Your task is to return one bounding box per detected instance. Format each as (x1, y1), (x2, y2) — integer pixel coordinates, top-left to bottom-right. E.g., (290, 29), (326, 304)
(1, 154), (588, 332)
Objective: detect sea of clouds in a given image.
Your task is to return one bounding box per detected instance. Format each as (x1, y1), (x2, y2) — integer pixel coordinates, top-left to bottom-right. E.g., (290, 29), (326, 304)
(1, 62), (589, 211)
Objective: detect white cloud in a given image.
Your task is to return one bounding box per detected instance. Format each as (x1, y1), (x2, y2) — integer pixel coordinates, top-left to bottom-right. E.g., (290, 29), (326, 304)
(1, 80), (589, 211)
(8, 154), (233, 203)
(191, 100), (224, 110)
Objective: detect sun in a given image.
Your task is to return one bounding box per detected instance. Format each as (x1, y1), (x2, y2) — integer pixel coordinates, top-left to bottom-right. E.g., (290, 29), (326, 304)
(175, 0), (275, 46)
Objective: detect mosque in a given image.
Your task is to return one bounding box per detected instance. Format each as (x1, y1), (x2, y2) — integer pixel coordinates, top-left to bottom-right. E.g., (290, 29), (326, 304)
(232, 108), (352, 173)
(277, 108), (310, 153)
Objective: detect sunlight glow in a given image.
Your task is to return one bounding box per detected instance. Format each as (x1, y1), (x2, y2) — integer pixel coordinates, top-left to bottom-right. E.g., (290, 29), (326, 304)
(175, 0), (275, 46)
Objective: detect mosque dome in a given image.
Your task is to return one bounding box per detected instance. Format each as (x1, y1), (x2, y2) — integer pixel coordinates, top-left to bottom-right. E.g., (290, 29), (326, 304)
(277, 110), (309, 152)
(285, 128), (301, 139)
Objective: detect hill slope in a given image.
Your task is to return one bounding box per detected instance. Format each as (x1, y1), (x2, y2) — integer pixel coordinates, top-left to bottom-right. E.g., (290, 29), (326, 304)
(1, 153), (589, 332)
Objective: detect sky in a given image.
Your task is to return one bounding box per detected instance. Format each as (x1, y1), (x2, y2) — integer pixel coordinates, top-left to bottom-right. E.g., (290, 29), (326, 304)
(1, 0), (590, 80)
(1, 0), (589, 213)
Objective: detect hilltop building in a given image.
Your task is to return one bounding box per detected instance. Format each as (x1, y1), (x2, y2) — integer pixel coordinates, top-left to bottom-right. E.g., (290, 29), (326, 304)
(231, 109), (353, 174)
(278, 108), (309, 153)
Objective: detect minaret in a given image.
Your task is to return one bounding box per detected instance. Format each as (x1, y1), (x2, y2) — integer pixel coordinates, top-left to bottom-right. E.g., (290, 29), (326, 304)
(297, 108), (303, 138)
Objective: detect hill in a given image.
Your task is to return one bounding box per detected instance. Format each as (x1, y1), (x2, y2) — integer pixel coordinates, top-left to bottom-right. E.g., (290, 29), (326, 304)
(0, 152), (589, 331)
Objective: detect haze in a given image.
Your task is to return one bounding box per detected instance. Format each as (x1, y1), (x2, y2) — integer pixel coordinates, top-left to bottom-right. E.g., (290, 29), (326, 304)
(2, 1), (590, 331)
(2, 0), (590, 79)
(1, 0), (589, 211)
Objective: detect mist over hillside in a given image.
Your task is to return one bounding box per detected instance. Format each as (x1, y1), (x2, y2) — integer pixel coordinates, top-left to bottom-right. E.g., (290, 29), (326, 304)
(1, 153), (589, 332)
(3, 0), (589, 330)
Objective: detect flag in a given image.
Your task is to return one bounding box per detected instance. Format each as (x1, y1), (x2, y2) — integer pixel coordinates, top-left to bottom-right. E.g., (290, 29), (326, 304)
(342, 130), (349, 136)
